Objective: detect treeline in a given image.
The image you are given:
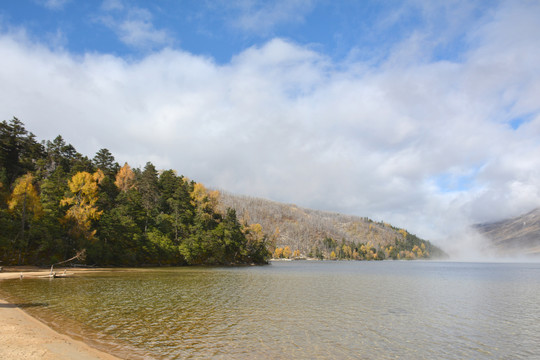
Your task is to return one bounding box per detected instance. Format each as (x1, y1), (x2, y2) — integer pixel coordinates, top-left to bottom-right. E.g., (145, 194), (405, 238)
(0, 118), (270, 266)
(302, 232), (444, 260)
(274, 234), (442, 261)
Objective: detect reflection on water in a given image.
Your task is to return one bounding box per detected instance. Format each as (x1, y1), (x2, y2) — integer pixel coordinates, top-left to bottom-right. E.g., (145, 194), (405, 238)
(0, 302), (48, 309)
(1, 261), (539, 359)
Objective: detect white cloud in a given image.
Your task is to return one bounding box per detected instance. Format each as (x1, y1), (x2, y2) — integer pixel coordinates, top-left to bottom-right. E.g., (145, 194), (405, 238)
(97, 2), (173, 49)
(1, 1), (540, 256)
(224, 0), (315, 35)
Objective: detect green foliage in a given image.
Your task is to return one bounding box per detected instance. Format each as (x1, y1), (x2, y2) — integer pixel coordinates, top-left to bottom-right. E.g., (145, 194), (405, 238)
(0, 117), (44, 187)
(93, 148), (119, 176)
(0, 118), (270, 266)
(323, 237), (337, 251)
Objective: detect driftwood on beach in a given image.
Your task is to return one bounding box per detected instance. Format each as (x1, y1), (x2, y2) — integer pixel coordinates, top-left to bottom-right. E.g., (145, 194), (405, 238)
(49, 249), (86, 276)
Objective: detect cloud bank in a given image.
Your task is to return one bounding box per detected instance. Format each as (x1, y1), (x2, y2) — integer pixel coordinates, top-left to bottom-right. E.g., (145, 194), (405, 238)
(1, 1), (540, 254)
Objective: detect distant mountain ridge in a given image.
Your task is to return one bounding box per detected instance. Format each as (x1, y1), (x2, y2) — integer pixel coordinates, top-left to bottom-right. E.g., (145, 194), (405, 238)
(219, 192), (445, 259)
(475, 208), (540, 256)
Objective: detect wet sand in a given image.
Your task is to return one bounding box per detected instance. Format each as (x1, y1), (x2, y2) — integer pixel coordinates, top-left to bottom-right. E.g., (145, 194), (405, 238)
(0, 267), (123, 360)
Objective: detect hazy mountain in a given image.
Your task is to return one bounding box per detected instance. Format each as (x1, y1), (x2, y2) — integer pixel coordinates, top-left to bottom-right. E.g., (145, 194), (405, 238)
(475, 208), (540, 256)
(219, 192), (445, 258)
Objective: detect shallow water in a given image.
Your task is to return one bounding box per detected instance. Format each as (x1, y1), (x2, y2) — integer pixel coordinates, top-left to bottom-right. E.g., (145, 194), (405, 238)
(1, 261), (539, 359)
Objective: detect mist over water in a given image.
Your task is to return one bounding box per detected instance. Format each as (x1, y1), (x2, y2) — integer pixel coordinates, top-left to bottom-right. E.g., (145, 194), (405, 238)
(1, 261), (539, 359)
(441, 232), (495, 261)
(436, 225), (540, 263)
(436, 229), (540, 263)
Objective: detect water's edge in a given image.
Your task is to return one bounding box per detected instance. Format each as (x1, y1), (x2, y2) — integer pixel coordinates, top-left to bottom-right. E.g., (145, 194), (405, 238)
(0, 271), (151, 360)
(1, 262), (539, 359)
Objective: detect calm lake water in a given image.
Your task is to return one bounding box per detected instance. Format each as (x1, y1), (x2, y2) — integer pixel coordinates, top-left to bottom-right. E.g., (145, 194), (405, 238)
(1, 261), (539, 359)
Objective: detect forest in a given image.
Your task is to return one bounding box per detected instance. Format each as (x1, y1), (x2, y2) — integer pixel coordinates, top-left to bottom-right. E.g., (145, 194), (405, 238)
(1, 117), (444, 267)
(0, 118), (270, 266)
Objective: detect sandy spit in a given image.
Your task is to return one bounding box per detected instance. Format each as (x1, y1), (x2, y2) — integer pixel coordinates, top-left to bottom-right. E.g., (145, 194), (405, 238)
(0, 267), (123, 360)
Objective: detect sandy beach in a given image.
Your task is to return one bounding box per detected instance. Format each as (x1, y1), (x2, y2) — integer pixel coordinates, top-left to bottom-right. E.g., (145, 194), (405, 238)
(0, 267), (123, 360)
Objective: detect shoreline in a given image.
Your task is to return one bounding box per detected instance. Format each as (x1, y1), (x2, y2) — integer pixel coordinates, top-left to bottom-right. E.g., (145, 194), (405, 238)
(0, 267), (123, 360)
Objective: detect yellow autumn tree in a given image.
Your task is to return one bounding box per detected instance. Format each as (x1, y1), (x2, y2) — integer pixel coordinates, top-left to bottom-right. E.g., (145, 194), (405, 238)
(190, 182), (220, 220)
(413, 245), (423, 258)
(93, 168), (105, 184)
(274, 247), (283, 258)
(115, 162), (135, 192)
(283, 246), (292, 259)
(244, 223), (264, 243)
(8, 173), (43, 263)
(342, 245), (352, 259)
(8, 173), (43, 221)
(402, 250), (414, 260)
(191, 183), (219, 209)
(61, 171), (103, 241)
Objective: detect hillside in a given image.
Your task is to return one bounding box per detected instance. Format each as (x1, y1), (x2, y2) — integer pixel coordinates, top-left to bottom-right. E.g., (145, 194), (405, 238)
(475, 208), (540, 256)
(219, 192), (446, 260)
(0, 118), (270, 266)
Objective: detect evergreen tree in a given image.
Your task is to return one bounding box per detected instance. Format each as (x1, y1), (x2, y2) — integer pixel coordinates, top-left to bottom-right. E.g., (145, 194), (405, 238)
(0, 117), (44, 187)
(138, 162), (159, 233)
(93, 148), (119, 176)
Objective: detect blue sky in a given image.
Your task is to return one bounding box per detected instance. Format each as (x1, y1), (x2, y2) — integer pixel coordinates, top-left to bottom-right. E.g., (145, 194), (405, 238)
(1, 0), (489, 62)
(1, 0), (540, 257)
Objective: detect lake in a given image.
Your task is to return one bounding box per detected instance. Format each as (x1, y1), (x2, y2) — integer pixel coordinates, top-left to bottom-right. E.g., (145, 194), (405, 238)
(1, 261), (539, 359)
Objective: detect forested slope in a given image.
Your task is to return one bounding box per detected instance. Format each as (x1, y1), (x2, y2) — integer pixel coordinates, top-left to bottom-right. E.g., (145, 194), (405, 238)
(0, 118), (269, 266)
(220, 192), (446, 260)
